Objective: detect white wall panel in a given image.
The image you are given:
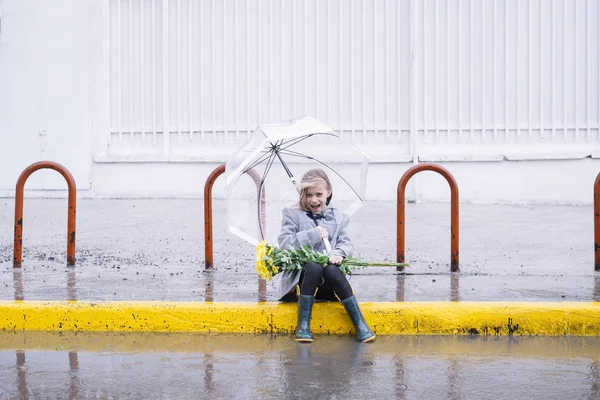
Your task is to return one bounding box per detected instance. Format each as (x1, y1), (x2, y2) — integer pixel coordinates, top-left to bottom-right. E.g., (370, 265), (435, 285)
(95, 0), (599, 162)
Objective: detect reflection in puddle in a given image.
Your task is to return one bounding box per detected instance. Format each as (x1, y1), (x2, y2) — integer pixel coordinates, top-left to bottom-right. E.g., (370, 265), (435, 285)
(258, 278), (267, 302)
(203, 270), (214, 302)
(16, 351), (26, 400)
(396, 273), (405, 302)
(68, 352), (79, 400)
(450, 272), (460, 302)
(13, 270), (24, 301)
(1, 333), (600, 398)
(67, 267), (77, 301)
(594, 274), (600, 302)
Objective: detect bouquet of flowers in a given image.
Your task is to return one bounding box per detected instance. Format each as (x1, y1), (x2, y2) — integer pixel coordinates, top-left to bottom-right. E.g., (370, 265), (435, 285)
(255, 240), (409, 281)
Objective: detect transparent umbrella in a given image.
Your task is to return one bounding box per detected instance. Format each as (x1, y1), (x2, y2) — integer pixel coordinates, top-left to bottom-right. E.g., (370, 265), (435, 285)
(225, 116), (370, 249)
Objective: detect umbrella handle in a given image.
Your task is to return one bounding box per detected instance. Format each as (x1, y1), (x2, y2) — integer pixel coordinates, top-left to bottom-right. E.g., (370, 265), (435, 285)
(323, 237), (332, 254)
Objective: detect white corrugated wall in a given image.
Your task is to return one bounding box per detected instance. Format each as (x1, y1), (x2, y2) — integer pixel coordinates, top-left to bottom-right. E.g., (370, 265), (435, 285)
(95, 0), (599, 164)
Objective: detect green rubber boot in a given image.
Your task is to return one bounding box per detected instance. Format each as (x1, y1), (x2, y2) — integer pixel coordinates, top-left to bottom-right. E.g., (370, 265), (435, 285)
(295, 295), (315, 342)
(341, 296), (376, 343)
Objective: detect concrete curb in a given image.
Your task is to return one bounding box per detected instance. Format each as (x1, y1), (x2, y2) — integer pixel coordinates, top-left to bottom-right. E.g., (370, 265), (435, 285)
(2, 301), (600, 336)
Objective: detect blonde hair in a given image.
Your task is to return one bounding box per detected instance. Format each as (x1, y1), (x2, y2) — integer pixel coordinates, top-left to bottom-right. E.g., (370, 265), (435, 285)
(298, 168), (333, 212)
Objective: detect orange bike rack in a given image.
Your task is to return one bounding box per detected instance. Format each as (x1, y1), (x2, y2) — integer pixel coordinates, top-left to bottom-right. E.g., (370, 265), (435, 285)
(594, 172), (600, 270)
(397, 163), (459, 272)
(204, 164), (265, 269)
(13, 161), (77, 267)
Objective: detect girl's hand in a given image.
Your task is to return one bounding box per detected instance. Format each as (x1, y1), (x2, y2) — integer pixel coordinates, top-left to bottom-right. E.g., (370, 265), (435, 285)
(329, 255), (343, 265)
(318, 226), (329, 239)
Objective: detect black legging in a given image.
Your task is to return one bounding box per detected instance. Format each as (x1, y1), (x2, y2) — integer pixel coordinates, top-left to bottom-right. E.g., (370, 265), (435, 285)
(300, 261), (353, 300)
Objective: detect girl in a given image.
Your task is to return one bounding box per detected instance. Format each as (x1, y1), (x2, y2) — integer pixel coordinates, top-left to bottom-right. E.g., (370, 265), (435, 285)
(277, 168), (375, 343)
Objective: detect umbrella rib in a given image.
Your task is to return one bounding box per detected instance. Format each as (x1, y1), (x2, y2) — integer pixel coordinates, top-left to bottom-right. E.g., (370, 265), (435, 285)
(276, 135), (313, 150)
(278, 149), (364, 201)
(278, 132), (339, 152)
(256, 151), (278, 241)
(243, 133), (339, 174)
(243, 151), (276, 174)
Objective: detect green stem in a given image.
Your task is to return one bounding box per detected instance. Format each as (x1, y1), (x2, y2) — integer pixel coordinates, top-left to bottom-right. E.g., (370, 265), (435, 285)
(346, 260), (409, 267)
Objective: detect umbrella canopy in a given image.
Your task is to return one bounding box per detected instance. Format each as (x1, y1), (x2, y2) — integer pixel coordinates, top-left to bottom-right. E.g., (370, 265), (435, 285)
(225, 116), (369, 247)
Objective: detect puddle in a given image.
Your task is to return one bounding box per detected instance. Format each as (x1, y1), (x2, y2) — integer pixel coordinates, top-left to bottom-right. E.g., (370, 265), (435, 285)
(1, 332), (600, 398)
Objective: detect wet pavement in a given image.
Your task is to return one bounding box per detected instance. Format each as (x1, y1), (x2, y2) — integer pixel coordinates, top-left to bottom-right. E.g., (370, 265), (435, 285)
(0, 199), (598, 398)
(0, 198), (595, 302)
(1, 332), (600, 399)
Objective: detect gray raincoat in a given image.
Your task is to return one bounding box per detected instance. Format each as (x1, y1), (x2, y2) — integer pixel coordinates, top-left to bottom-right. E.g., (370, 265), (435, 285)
(276, 204), (354, 301)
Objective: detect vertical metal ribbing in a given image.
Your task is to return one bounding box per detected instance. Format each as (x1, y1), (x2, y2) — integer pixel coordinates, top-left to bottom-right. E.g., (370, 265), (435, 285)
(105, 0), (112, 146)
(493, 0), (497, 141)
(574, 0), (578, 140)
(292, 0), (297, 118)
(327, 0), (331, 124)
(175, 0), (183, 143)
(458, 0), (462, 140)
(446, 0), (450, 141)
(151, 0), (157, 144)
(423, 0), (427, 142)
(222, 0), (227, 143)
(339, 0), (343, 135)
(211, 0), (216, 140)
(539, 0), (543, 140)
(303, 0), (308, 115)
(257, 0), (262, 125)
(396, 2), (402, 142)
(188, 0), (193, 140)
(350, 0), (355, 140)
(162, 0), (170, 154)
(117, 0), (123, 143)
(409, 0), (418, 176)
(481, 0), (485, 142)
(103, 1), (600, 163)
(397, 0), (401, 142)
(140, 0), (145, 143)
(234, 0), (239, 142)
(128, 0), (133, 139)
(316, 0), (320, 121)
(551, 0), (555, 139)
(514, 0), (521, 141)
(245, 0), (250, 138)
(468, 0), (473, 139)
(504, 0), (508, 142)
(361, 0), (366, 138)
(373, 0), (377, 139)
(199, 0), (204, 141)
(434, 0), (439, 142)
(527, 0), (532, 141)
(586, 0), (591, 140)
(269, 0), (273, 122)
(281, 1), (285, 119)
(563, 0), (566, 140)
(384, 0), (389, 139)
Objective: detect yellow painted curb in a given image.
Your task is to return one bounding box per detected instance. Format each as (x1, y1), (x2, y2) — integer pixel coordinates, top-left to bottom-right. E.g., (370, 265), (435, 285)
(2, 301), (600, 336)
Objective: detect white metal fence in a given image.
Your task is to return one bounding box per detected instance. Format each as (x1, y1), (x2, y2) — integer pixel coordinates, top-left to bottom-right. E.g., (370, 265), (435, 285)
(98, 0), (600, 162)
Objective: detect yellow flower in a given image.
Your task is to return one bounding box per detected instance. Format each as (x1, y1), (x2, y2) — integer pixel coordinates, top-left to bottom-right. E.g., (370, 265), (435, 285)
(255, 240), (272, 281)
(256, 240), (267, 261)
(256, 261), (271, 281)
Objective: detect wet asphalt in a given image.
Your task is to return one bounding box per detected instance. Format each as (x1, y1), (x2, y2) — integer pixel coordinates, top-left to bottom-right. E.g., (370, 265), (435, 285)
(1, 198), (598, 399)
(2, 333), (600, 399)
(0, 198), (595, 302)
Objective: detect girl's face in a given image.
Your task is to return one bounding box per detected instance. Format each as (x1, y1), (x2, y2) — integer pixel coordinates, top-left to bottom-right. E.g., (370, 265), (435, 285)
(303, 183), (331, 214)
